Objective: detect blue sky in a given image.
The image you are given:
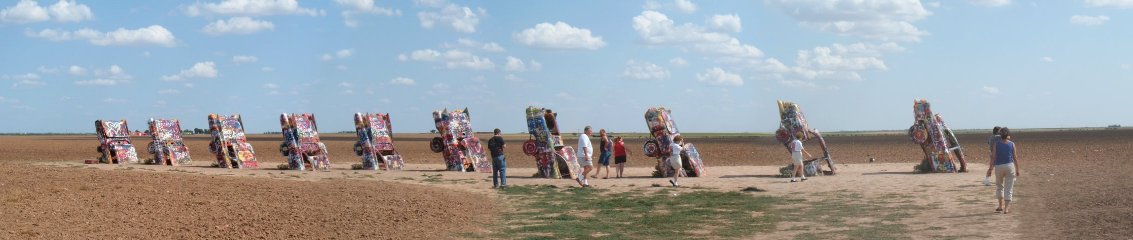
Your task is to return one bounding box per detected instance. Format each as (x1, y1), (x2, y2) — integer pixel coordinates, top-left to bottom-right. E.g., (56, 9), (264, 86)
(2, 0), (1132, 134)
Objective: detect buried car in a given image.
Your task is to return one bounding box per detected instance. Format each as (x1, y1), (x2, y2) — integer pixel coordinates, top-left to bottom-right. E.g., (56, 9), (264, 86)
(147, 118), (191, 166)
(775, 100), (836, 177)
(642, 107), (705, 178)
(352, 112), (404, 170)
(279, 113), (330, 171)
(94, 119), (140, 164)
(429, 108), (490, 172)
(207, 114), (258, 169)
(908, 99), (967, 173)
(521, 107), (581, 179)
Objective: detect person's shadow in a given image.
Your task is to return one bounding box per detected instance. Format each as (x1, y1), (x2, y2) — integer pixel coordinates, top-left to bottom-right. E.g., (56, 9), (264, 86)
(719, 174), (782, 179)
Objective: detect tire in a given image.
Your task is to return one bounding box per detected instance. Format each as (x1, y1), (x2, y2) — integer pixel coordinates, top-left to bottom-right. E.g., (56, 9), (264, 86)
(279, 142), (290, 157)
(643, 140), (659, 158)
(353, 142), (365, 156)
(522, 140), (538, 156)
(429, 137), (445, 153)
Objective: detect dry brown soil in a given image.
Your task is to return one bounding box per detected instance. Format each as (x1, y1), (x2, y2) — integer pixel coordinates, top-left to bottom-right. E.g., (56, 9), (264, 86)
(1, 129), (1130, 239)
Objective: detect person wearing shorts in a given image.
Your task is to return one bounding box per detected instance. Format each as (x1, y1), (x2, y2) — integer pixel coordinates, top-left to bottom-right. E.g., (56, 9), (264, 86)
(576, 126), (594, 187)
(613, 136), (629, 178)
(789, 131), (813, 183)
(668, 136), (684, 187)
(593, 129), (612, 179)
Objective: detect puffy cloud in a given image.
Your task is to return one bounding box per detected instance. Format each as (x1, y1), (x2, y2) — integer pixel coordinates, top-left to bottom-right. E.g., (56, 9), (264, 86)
(669, 57), (688, 67)
(696, 67), (743, 86)
(417, 3), (484, 33)
(37, 66), (60, 74)
(504, 56), (541, 72)
(622, 60), (670, 80)
(1040, 56), (1054, 63)
(414, 0), (446, 8)
(1070, 15), (1110, 26)
(232, 55), (258, 64)
(793, 42), (904, 81)
(481, 42), (505, 52)
(162, 61), (218, 81)
(389, 77), (415, 86)
(48, 0), (93, 22)
(675, 0), (697, 13)
(401, 48), (495, 70)
(0, 0), (48, 24)
(514, 21), (606, 50)
(158, 89), (180, 95)
(766, 0), (932, 42)
(26, 25), (177, 47)
(335, 0), (400, 28)
(261, 66), (274, 72)
(969, 0), (1010, 7)
(185, 0), (321, 16)
(982, 86), (1000, 94)
(1085, 0), (1133, 8)
(707, 14), (742, 32)
(74, 65), (132, 86)
(1, 0), (92, 24)
(203, 17), (274, 35)
(68, 65), (86, 75)
(633, 11), (761, 59)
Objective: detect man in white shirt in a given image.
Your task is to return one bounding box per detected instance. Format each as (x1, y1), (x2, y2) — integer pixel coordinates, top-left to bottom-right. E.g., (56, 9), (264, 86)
(668, 135), (684, 187)
(790, 131), (813, 182)
(577, 126), (593, 187)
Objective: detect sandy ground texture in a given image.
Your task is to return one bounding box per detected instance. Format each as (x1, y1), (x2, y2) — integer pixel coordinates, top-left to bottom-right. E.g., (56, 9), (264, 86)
(2, 129), (1131, 239)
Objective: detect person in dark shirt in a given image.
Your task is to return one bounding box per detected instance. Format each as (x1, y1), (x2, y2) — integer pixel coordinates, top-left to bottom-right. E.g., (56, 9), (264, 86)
(487, 128), (507, 188)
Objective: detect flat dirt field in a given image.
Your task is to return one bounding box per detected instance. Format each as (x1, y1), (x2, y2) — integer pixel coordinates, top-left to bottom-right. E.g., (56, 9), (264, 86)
(1, 129), (1130, 239)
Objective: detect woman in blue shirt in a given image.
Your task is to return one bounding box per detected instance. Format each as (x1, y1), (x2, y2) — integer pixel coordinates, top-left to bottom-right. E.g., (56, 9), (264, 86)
(986, 127), (1021, 214)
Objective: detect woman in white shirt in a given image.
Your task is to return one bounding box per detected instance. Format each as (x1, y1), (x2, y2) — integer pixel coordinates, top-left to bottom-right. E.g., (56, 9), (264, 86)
(790, 131), (813, 182)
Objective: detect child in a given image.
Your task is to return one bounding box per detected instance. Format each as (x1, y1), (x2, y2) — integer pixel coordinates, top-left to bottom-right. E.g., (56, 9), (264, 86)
(668, 136), (684, 187)
(789, 131), (813, 182)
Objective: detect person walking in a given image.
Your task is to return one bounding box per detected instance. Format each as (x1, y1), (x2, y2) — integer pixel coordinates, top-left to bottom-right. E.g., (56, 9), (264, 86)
(577, 126), (594, 187)
(613, 136), (630, 178)
(592, 129), (612, 179)
(789, 131), (813, 182)
(987, 127), (1021, 214)
(487, 128), (507, 188)
(668, 136), (685, 187)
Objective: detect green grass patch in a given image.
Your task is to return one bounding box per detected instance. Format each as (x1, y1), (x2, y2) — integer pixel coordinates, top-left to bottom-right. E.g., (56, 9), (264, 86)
(776, 192), (922, 240)
(483, 185), (784, 239)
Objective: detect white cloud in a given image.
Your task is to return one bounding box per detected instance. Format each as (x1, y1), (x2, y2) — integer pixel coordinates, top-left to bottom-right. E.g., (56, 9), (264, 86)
(3, 73), (45, 87)
(1085, 0), (1133, 8)
(982, 86), (1000, 94)
(707, 14), (742, 32)
(696, 67), (743, 86)
(338, 82), (353, 88)
(414, 0), (446, 7)
(505, 56), (541, 72)
(73, 65), (132, 86)
(185, 0), (321, 16)
(1070, 15), (1110, 26)
(0, 0), (48, 24)
(622, 60), (670, 80)
(504, 74), (523, 82)
(336, 0), (400, 28)
(669, 57), (688, 67)
(927, 1), (942, 8)
(263, 83), (280, 94)
(675, 0), (697, 13)
(202, 17), (274, 35)
(514, 21), (606, 50)
(102, 97), (125, 103)
(417, 3), (484, 33)
(390, 77), (415, 86)
(95, 65), (131, 80)
(162, 61), (218, 81)
(320, 48), (354, 61)
(1, 0), (92, 24)
(402, 48), (495, 70)
(1040, 56), (1054, 63)
(158, 89), (181, 95)
(26, 25), (177, 47)
(766, 0), (932, 42)
(454, 38), (506, 52)
(74, 79), (119, 86)
(793, 42), (904, 81)
(633, 11), (761, 59)
(261, 66), (274, 72)
(643, 0), (697, 13)
(969, 0), (1010, 7)
(37, 66), (60, 74)
(68, 65), (86, 75)
(232, 55), (258, 64)
(48, 0), (93, 22)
